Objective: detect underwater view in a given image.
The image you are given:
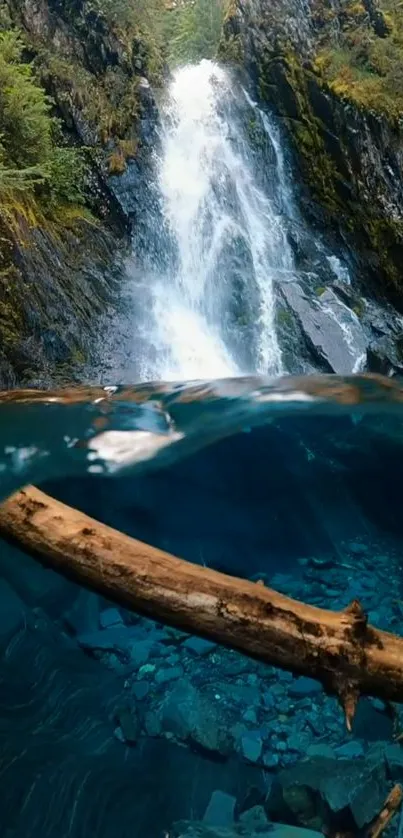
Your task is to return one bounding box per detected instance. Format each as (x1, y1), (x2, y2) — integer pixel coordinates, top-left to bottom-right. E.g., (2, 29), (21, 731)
(2, 377), (403, 838)
(3, 0), (403, 836)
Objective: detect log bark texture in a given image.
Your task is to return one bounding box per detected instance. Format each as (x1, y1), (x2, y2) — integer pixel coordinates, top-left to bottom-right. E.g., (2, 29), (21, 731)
(367, 785), (403, 838)
(1, 485), (403, 723)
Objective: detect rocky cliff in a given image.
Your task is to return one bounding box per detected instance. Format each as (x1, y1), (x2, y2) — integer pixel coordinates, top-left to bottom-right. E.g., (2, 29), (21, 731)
(222, 0), (403, 306)
(0, 0), (162, 386)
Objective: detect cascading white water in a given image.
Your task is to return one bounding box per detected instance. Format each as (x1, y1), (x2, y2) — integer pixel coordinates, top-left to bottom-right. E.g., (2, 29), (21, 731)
(103, 58), (367, 385)
(138, 60), (294, 382)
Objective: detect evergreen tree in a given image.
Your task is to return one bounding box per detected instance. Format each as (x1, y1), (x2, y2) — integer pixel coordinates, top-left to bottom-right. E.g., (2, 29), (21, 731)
(165, 0), (228, 66)
(0, 29), (86, 205)
(0, 31), (53, 171)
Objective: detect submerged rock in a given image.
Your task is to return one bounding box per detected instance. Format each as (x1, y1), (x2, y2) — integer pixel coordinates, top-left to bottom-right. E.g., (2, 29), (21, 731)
(267, 756), (387, 831)
(64, 591), (100, 636)
(203, 791), (236, 827)
(77, 627), (137, 653)
(131, 681), (150, 701)
(155, 665), (184, 685)
(115, 703), (139, 746)
(239, 805), (269, 828)
(172, 822), (323, 838)
(183, 637), (217, 656)
(240, 733), (263, 764)
(160, 681), (232, 757)
(384, 743), (403, 781)
(306, 745), (335, 760)
(288, 678), (322, 699)
(335, 742), (365, 759)
(100, 608), (123, 629)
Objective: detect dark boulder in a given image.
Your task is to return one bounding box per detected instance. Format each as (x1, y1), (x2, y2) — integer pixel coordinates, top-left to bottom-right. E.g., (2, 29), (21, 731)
(266, 755), (387, 832)
(367, 333), (403, 376)
(277, 281), (368, 374)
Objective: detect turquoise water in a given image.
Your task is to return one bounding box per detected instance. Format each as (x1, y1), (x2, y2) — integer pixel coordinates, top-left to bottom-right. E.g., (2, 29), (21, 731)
(1, 373), (403, 837)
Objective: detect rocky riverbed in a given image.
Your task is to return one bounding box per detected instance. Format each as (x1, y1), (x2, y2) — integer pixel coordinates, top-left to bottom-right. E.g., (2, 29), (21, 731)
(1, 523), (403, 837)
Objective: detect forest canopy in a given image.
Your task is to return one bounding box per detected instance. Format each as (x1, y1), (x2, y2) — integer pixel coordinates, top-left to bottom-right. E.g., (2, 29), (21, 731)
(163, 0), (229, 66)
(0, 0), (229, 230)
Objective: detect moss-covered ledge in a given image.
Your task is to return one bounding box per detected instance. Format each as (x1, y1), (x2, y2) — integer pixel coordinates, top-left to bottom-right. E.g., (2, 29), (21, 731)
(258, 45), (403, 297)
(224, 0), (403, 303)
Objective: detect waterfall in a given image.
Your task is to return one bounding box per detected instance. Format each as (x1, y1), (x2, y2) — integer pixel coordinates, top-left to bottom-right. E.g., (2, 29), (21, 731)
(106, 58), (365, 384)
(134, 60), (296, 381)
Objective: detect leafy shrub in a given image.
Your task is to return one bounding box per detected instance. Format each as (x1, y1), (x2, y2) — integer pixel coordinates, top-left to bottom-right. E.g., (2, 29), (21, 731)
(0, 30), (53, 170)
(45, 147), (87, 205)
(314, 0), (403, 118)
(0, 30), (88, 213)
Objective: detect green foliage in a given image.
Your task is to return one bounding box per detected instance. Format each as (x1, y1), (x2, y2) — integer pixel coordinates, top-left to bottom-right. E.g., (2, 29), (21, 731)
(45, 147), (87, 204)
(0, 163), (44, 193)
(40, 52), (141, 143)
(0, 136), (45, 194)
(0, 27), (89, 235)
(164, 0), (229, 66)
(218, 32), (244, 64)
(0, 30), (53, 169)
(0, 2), (12, 31)
(276, 307), (293, 326)
(313, 0), (403, 118)
(94, 0), (166, 79)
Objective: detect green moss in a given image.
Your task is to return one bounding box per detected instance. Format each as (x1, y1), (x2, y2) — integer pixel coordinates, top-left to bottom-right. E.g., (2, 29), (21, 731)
(70, 347), (86, 364)
(352, 300), (365, 317)
(311, 0), (403, 120)
(0, 259), (25, 349)
(218, 32), (244, 64)
(276, 307), (293, 326)
(38, 51), (141, 145)
(362, 214), (403, 291)
(258, 49), (344, 215)
(257, 42), (403, 292)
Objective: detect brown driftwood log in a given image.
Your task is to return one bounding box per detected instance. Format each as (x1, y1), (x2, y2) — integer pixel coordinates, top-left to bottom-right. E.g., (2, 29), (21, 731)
(366, 784), (403, 838)
(1, 486), (403, 727)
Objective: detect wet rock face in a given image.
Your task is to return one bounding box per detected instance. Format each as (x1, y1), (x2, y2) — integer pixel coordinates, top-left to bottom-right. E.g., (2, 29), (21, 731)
(277, 281), (367, 374)
(7, 0), (160, 164)
(226, 0), (403, 305)
(1, 0), (161, 385)
(0, 218), (126, 388)
(367, 333), (403, 376)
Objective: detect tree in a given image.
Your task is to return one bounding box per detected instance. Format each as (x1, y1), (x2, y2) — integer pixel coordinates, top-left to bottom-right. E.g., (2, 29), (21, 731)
(0, 31), (53, 171)
(0, 30), (87, 209)
(165, 0), (228, 65)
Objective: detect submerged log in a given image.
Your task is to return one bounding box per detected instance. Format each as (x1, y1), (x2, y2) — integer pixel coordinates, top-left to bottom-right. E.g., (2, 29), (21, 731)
(367, 785), (403, 838)
(1, 485), (403, 725)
